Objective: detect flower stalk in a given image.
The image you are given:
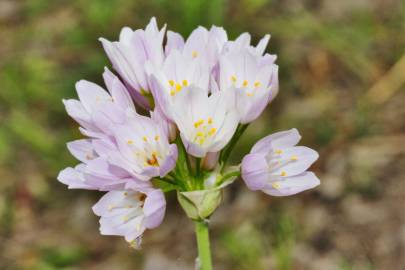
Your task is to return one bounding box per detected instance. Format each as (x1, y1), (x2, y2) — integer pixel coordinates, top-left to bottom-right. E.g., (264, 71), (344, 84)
(194, 220), (213, 270)
(220, 124), (249, 172)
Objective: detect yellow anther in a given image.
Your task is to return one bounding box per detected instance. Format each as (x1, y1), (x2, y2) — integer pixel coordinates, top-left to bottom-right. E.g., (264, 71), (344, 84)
(208, 127), (216, 136)
(194, 119), (204, 128)
(230, 75), (237, 83)
(127, 140), (134, 145)
(207, 117), (213, 124)
(124, 192), (128, 196)
(281, 171), (287, 176)
(254, 81), (261, 88)
(196, 131), (204, 137)
(168, 80), (175, 87)
(170, 90), (176, 96)
(154, 135), (160, 141)
(142, 136), (148, 142)
(175, 83), (182, 92)
(182, 80), (189, 86)
(246, 92), (253, 97)
(272, 182), (281, 189)
(291, 155), (298, 161)
(192, 50), (198, 58)
(275, 149), (283, 155)
(198, 138), (205, 145)
(147, 152), (159, 166)
(242, 80), (248, 87)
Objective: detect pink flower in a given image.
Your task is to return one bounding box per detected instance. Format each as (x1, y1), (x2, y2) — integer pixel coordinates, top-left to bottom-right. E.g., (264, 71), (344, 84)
(99, 17), (166, 108)
(92, 188), (166, 247)
(218, 49), (278, 123)
(241, 129), (320, 196)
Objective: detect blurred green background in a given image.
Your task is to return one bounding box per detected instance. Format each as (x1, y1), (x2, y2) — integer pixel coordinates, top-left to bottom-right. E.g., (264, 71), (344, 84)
(1, 0), (404, 269)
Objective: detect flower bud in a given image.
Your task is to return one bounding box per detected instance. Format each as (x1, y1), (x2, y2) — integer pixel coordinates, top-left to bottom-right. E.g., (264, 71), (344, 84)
(177, 188), (222, 221)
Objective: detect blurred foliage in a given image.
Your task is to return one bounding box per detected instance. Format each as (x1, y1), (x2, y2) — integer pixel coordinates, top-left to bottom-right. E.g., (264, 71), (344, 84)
(1, 0), (404, 269)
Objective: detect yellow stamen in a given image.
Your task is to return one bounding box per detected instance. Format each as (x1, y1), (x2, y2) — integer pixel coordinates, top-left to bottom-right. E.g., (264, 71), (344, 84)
(246, 92), (253, 97)
(275, 149), (283, 155)
(175, 83), (182, 92)
(168, 80), (175, 87)
(242, 80), (248, 87)
(154, 135), (160, 141)
(207, 117), (213, 124)
(124, 192), (128, 196)
(196, 131), (204, 137)
(142, 136), (148, 142)
(127, 140), (134, 145)
(280, 171), (287, 176)
(194, 119), (204, 128)
(208, 127), (216, 136)
(231, 75), (237, 83)
(170, 90), (176, 96)
(182, 80), (189, 86)
(272, 182), (281, 189)
(291, 155), (298, 161)
(192, 50), (198, 58)
(254, 81), (261, 88)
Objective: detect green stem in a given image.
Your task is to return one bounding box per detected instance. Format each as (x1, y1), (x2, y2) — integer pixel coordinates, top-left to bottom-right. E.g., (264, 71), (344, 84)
(194, 221), (213, 270)
(220, 124), (249, 172)
(219, 170), (241, 184)
(179, 138), (192, 175)
(195, 158), (202, 188)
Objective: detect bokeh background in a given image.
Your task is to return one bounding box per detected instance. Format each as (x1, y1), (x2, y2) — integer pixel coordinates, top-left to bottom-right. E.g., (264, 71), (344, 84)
(1, 0), (404, 269)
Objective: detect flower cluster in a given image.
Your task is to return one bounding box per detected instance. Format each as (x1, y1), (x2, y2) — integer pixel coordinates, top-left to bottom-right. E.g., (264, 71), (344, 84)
(58, 18), (320, 247)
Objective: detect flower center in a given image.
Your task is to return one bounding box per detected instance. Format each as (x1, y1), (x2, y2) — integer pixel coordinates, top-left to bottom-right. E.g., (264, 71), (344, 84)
(193, 117), (216, 145)
(168, 79), (189, 96)
(146, 152), (159, 167)
(229, 75), (262, 96)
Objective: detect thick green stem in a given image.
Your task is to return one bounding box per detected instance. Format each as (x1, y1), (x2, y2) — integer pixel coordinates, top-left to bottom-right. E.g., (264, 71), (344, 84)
(194, 221), (213, 270)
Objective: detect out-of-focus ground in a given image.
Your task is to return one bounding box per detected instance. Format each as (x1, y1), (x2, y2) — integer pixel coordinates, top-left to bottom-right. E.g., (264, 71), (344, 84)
(0, 0), (404, 269)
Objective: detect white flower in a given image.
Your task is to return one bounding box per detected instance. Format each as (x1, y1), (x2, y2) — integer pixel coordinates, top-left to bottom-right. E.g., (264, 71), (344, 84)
(169, 86), (239, 157)
(108, 110), (178, 178)
(147, 49), (210, 121)
(92, 189), (166, 247)
(218, 49), (278, 123)
(99, 17), (166, 108)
